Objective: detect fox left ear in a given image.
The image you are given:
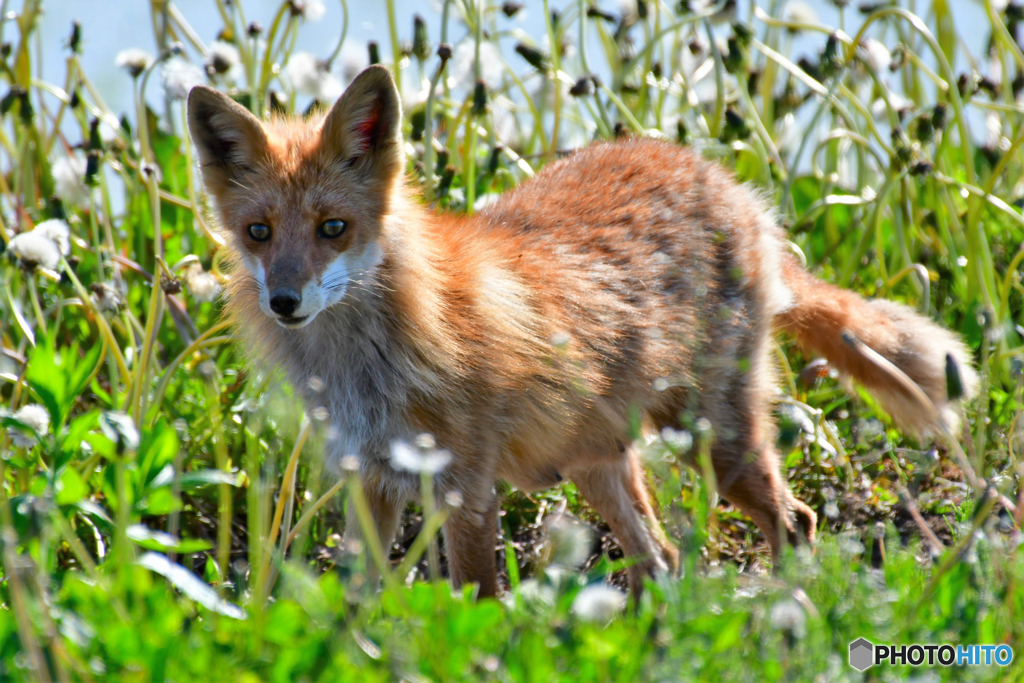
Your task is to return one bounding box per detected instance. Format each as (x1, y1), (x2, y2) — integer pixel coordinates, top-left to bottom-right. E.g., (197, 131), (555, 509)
(320, 65), (403, 185)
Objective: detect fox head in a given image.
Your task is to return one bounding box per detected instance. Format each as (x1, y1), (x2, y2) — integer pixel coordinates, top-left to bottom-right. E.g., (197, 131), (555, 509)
(187, 65), (403, 328)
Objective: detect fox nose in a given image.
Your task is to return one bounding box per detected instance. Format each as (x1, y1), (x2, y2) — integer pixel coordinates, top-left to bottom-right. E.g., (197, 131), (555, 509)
(269, 288), (301, 316)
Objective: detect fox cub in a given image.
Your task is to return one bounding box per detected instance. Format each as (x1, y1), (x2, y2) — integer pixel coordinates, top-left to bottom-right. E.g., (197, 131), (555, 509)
(188, 65), (976, 597)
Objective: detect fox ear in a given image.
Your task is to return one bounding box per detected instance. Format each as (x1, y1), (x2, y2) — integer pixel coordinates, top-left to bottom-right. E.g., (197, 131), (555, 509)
(320, 65), (403, 184)
(186, 85), (268, 193)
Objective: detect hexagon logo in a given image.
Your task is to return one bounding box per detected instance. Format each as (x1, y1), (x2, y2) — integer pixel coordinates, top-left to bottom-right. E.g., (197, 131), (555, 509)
(849, 638), (874, 671)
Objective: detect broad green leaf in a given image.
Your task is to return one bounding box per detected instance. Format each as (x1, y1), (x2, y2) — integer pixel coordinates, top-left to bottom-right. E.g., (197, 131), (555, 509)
(26, 341), (68, 427)
(55, 467), (88, 506)
(127, 524), (212, 553)
(177, 469), (243, 490)
(137, 552), (246, 620)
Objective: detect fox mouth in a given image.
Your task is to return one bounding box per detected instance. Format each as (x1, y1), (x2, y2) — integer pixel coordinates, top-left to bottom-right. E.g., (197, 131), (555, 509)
(275, 314), (310, 329)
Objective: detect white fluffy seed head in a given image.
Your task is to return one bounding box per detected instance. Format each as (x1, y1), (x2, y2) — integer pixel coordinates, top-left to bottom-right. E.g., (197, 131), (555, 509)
(389, 439), (451, 474)
(293, 0), (326, 21)
(285, 51), (342, 101)
(572, 584), (627, 623)
(205, 41), (243, 82)
(859, 39), (891, 74)
(161, 56), (205, 101)
(115, 48), (153, 77)
(783, 0), (818, 27)
(52, 154), (89, 208)
(8, 404), (50, 447)
(183, 264), (222, 303)
(8, 219), (71, 271)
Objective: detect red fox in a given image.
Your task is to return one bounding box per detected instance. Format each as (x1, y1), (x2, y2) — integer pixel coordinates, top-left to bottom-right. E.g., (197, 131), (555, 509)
(187, 65), (977, 598)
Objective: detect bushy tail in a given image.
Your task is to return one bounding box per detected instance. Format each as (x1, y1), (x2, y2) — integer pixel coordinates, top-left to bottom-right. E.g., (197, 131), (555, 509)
(775, 257), (978, 437)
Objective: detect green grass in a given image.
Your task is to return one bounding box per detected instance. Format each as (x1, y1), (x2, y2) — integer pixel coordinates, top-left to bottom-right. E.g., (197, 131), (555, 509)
(2, 0), (1024, 680)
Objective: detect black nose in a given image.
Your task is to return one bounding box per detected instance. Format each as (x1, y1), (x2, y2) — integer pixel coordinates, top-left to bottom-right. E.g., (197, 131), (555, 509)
(269, 288), (301, 316)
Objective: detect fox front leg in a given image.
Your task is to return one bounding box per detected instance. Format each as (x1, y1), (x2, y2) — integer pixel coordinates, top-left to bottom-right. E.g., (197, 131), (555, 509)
(442, 484), (500, 598)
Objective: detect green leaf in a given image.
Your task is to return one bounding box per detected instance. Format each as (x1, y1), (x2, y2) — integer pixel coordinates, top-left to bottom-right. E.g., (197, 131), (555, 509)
(137, 552), (246, 620)
(58, 410), (100, 469)
(26, 340), (68, 427)
(127, 524), (212, 553)
(55, 466), (88, 506)
(177, 469), (243, 490)
(67, 340), (104, 400)
(138, 419), (180, 489)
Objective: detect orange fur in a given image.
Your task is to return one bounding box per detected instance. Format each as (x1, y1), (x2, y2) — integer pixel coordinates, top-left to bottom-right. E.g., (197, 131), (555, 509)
(188, 66), (975, 598)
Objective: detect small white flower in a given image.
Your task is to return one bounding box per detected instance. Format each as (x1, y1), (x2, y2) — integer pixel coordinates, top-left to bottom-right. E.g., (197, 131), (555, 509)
(769, 598), (807, 638)
(205, 41), (243, 83)
(858, 39), (891, 74)
(115, 48), (153, 77)
(286, 51), (343, 101)
(293, 0), (326, 22)
(572, 584), (627, 623)
(51, 154), (89, 208)
(660, 427), (693, 454)
(8, 219), (71, 271)
(183, 263), (222, 303)
(8, 404), (50, 448)
(389, 439), (451, 474)
(161, 56), (205, 101)
(450, 40), (505, 91)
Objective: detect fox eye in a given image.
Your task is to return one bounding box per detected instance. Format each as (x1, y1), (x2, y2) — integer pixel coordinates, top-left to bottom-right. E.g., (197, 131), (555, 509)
(248, 223), (271, 242)
(318, 219), (348, 239)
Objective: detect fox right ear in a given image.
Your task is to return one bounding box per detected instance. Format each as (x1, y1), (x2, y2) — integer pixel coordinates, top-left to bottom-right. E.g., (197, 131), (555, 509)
(186, 85), (268, 193)
(320, 65), (403, 186)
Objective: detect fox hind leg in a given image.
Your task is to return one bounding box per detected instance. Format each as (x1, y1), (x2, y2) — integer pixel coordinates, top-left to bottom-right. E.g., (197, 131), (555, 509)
(566, 448), (679, 597)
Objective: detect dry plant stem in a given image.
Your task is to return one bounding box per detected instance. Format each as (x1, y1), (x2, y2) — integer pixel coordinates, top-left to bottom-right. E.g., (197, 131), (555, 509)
(60, 258), (131, 386)
(207, 376), (233, 584)
(347, 476), (402, 597)
(260, 419), (312, 594)
(146, 322), (234, 426)
(284, 475), (349, 549)
(897, 484), (945, 554)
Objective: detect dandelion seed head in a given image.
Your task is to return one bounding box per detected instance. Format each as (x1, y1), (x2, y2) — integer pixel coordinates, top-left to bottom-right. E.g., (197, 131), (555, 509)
(545, 513), (593, 569)
(183, 263), (222, 303)
(660, 427), (693, 453)
(90, 282), (124, 312)
(389, 439), (451, 474)
(286, 51), (342, 101)
(115, 48), (153, 77)
(450, 40), (504, 91)
(161, 56), (205, 101)
(51, 154), (89, 208)
(783, 1), (818, 27)
(291, 0), (326, 21)
(572, 584), (626, 623)
(8, 404), (50, 447)
(8, 219), (70, 271)
(769, 599), (807, 637)
(859, 39), (891, 74)
(205, 41), (243, 82)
